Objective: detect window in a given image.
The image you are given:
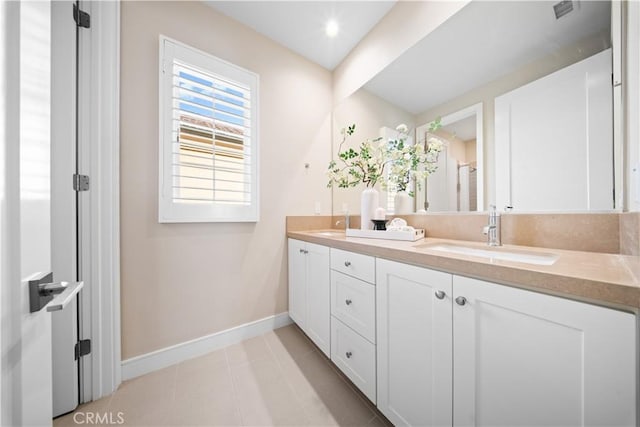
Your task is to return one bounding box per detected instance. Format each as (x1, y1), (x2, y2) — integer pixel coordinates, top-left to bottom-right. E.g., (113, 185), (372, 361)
(159, 36), (259, 222)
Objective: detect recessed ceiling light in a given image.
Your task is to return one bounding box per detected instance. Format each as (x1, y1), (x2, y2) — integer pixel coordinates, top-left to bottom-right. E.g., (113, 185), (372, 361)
(325, 19), (339, 38)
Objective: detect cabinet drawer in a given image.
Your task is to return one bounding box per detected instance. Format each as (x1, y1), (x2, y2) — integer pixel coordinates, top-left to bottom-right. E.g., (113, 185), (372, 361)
(331, 248), (375, 283)
(331, 317), (376, 403)
(331, 271), (376, 343)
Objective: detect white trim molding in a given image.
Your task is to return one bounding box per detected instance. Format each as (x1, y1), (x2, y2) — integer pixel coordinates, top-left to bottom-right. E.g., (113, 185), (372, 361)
(77, 0), (121, 401)
(121, 313), (293, 381)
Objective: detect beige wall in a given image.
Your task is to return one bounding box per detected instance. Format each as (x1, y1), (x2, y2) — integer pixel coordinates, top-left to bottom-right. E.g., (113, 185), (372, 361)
(120, 1), (332, 359)
(434, 129), (467, 165)
(465, 139), (477, 163)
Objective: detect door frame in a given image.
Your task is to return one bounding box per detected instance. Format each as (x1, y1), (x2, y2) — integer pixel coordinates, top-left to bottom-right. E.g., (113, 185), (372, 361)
(75, 0), (121, 401)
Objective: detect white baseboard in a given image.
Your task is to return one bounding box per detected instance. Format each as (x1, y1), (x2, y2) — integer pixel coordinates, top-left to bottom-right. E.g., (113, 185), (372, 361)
(121, 312), (293, 381)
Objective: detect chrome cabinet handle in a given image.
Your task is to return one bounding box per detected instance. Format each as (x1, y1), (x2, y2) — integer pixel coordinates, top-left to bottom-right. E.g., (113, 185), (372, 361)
(345, 299), (352, 305)
(435, 290), (446, 300)
(455, 296), (467, 306)
(344, 261), (351, 267)
(346, 351), (352, 359)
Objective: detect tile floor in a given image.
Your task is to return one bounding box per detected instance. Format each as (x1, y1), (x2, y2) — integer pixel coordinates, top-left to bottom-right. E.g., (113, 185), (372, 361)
(54, 324), (392, 426)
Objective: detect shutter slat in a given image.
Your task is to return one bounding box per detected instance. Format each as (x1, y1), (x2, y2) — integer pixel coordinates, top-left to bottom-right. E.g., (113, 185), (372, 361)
(172, 162), (252, 176)
(173, 91), (251, 120)
(174, 148), (252, 162)
(172, 185), (251, 194)
(172, 174), (252, 185)
(173, 110), (251, 133)
(174, 61), (250, 97)
(173, 96), (251, 122)
(174, 197), (248, 204)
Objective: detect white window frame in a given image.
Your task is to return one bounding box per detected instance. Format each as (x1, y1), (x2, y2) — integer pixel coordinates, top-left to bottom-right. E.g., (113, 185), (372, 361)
(158, 36), (259, 223)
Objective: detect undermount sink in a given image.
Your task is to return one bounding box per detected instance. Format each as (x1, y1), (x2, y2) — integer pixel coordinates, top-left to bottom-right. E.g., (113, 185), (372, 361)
(417, 242), (559, 266)
(311, 230), (345, 237)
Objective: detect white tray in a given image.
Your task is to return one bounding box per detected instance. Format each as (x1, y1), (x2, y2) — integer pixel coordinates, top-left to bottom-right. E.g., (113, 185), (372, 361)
(345, 228), (425, 241)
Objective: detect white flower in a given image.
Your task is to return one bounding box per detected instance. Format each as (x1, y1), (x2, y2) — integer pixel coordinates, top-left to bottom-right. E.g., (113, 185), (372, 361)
(395, 124), (408, 133)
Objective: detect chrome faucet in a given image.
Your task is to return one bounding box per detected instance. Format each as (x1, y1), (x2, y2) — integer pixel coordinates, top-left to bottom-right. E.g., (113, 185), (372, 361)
(483, 205), (501, 246)
(336, 211), (350, 230)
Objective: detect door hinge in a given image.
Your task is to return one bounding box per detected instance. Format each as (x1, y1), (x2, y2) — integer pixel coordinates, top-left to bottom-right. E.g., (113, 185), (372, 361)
(75, 339), (91, 360)
(73, 174), (90, 192)
(73, 4), (91, 28)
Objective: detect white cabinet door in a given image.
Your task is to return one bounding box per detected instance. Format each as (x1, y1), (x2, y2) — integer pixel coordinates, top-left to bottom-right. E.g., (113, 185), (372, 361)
(288, 239), (330, 357)
(287, 239), (306, 329)
(305, 242), (330, 357)
(453, 276), (636, 427)
(376, 259), (453, 427)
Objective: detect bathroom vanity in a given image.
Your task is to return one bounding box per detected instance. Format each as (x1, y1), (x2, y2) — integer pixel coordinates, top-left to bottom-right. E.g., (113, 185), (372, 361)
(287, 230), (638, 427)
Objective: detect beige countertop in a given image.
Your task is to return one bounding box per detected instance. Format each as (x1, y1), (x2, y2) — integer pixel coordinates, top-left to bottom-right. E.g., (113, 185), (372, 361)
(287, 229), (640, 311)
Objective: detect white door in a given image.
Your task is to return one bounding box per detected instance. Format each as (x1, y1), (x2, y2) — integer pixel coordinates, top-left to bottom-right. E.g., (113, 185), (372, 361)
(425, 142), (449, 211)
(453, 275), (636, 427)
(51, 0), (79, 417)
(495, 48), (613, 211)
(1, 1), (54, 425)
(304, 242), (330, 357)
(376, 259), (453, 427)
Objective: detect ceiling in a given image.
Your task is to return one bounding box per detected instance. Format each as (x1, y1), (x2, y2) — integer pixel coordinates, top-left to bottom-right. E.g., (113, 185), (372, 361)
(442, 115), (476, 142)
(364, 0), (611, 114)
(204, 1), (396, 70)
(204, 1), (611, 115)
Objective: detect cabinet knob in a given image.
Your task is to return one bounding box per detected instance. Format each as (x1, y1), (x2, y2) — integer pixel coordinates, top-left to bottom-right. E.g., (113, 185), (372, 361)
(299, 248), (305, 253)
(435, 290), (446, 300)
(345, 299), (352, 305)
(455, 296), (467, 306)
(344, 261), (351, 267)
(345, 351), (352, 359)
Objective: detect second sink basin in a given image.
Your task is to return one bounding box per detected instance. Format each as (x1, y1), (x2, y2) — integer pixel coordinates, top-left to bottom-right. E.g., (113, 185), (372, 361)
(311, 230), (345, 237)
(417, 242), (559, 266)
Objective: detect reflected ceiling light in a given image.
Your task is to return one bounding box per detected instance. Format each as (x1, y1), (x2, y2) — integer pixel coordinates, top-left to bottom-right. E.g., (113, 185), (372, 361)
(325, 19), (339, 38)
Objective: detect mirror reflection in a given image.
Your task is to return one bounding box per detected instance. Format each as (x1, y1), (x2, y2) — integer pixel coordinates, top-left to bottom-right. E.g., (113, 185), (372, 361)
(416, 103), (483, 213)
(332, 0), (614, 215)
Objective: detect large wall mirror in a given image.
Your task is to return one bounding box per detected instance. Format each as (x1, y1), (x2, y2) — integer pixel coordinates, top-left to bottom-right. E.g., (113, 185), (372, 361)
(332, 0), (617, 215)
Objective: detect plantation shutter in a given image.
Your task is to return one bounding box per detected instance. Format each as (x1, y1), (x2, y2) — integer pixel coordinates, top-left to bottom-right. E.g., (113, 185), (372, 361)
(159, 37), (259, 222)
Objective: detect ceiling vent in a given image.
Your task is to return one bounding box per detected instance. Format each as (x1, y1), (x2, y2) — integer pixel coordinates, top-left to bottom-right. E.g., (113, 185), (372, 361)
(554, 0), (574, 19)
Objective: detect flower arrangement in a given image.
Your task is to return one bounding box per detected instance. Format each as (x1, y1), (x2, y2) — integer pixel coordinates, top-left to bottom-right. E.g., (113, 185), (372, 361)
(326, 124), (387, 188)
(385, 119), (443, 196)
(327, 120), (444, 194)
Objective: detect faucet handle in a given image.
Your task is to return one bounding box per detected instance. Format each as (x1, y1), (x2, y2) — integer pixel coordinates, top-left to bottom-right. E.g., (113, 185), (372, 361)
(482, 225), (493, 235)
